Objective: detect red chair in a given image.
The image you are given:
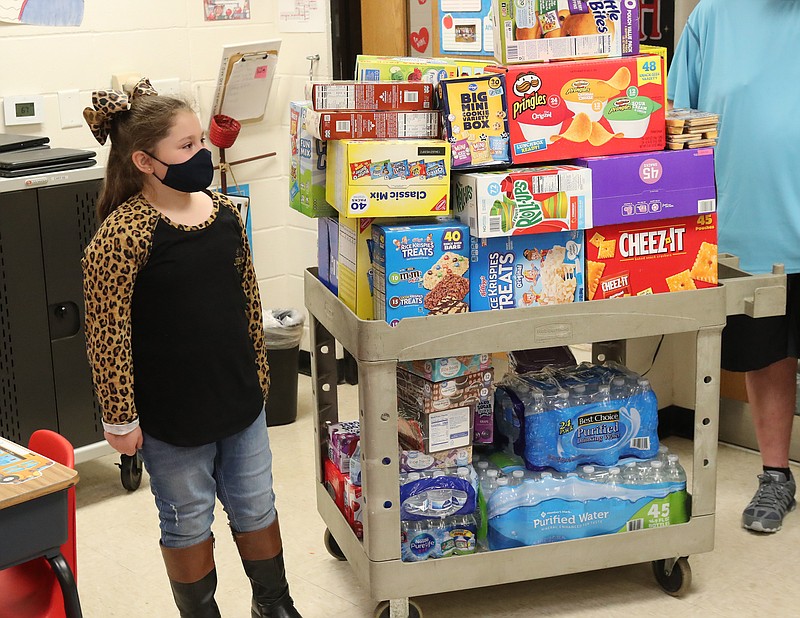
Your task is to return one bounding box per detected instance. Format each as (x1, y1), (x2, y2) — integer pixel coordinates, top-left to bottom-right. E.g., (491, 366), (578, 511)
(0, 430), (81, 618)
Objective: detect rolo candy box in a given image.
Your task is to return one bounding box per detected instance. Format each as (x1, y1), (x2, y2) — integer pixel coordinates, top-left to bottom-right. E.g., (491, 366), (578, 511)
(488, 54), (665, 165)
(454, 165), (592, 238)
(439, 73), (511, 169)
(327, 139), (451, 218)
(584, 214), (718, 300)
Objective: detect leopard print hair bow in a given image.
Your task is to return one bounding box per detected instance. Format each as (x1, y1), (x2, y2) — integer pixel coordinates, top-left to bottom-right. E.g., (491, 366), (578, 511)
(82, 77), (158, 145)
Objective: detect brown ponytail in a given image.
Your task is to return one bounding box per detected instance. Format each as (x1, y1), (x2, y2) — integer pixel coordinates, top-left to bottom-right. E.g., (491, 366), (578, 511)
(97, 96), (194, 221)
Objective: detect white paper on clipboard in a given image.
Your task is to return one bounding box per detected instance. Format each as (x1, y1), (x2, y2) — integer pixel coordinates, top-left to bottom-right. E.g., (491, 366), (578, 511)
(211, 40), (281, 124)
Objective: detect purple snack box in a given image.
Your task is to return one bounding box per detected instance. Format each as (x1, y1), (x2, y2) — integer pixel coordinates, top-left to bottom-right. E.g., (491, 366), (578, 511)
(473, 398), (494, 444)
(574, 149), (716, 226)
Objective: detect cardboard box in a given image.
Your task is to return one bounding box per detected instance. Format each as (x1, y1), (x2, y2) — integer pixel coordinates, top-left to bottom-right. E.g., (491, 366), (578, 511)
(439, 73), (511, 169)
(399, 403), (474, 453)
(308, 82), (435, 111)
(470, 230), (585, 310)
(317, 217), (339, 295)
(398, 353), (492, 382)
(337, 217), (377, 320)
(323, 458), (347, 511)
(305, 110), (441, 140)
(344, 478), (363, 539)
(372, 221), (470, 324)
(490, 55), (666, 165)
(397, 367), (495, 415)
(454, 165), (593, 238)
(640, 44), (668, 102)
(327, 139), (451, 218)
(327, 421), (360, 473)
(290, 102), (337, 218)
(355, 55), (493, 81)
(492, 0), (639, 65)
(407, 0), (496, 59)
(399, 447), (473, 471)
(574, 148), (716, 226)
(584, 214), (718, 300)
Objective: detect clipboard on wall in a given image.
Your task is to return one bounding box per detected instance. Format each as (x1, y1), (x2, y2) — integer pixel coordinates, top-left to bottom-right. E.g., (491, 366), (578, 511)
(211, 39), (282, 123)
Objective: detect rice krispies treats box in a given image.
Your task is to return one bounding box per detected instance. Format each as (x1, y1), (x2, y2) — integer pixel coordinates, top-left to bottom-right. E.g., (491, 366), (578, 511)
(454, 165), (592, 238)
(372, 221), (470, 325)
(439, 73), (511, 169)
(470, 230), (585, 310)
(488, 54), (665, 166)
(492, 0), (640, 65)
(327, 139), (451, 218)
(584, 214), (718, 300)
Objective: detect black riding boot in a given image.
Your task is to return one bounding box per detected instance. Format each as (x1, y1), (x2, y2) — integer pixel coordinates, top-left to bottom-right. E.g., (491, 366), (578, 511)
(161, 536), (222, 618)
(241, 551), (302, 618)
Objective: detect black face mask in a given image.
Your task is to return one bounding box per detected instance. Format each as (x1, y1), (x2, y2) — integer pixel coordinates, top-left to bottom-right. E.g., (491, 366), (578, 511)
(146, 148), (214, 193)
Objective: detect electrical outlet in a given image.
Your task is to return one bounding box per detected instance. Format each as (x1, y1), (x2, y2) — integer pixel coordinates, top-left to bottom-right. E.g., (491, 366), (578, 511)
(111, 72), (143, 91)
(151, 78), (181, 96)
(58, 90), (83, 129)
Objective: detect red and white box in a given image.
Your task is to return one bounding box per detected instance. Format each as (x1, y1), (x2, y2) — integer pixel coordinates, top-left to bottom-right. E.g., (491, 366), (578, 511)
(308, 82), (435, 111)
(323, 458), (347, 512)
(584, 214), (718, 300)
(488, 55), (665, 166)
(343, 478), (363, 539)
(305, 110), (441, 140)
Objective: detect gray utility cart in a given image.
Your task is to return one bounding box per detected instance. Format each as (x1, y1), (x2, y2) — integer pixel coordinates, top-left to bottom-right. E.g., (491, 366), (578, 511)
(305, 257), (785, 618)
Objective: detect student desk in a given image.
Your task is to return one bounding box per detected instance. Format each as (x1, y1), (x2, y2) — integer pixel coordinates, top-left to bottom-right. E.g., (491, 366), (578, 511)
(0, 437), (81, 618)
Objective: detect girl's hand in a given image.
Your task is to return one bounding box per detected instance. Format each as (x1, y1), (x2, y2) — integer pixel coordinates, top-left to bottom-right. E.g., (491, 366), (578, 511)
(104, 426), (143, 456)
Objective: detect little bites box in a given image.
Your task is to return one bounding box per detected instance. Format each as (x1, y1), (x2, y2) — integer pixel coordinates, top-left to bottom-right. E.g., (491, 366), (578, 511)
(470, 231), (585, 310)
(454, 165), (592, 238)
(327, 139), (451, 218)
(372, 221), (470, 324)
(584, 214), (718, 300)
(490, 55), (665, 165)
(492, 0), (639, 65)
(574, 148), (716, 226)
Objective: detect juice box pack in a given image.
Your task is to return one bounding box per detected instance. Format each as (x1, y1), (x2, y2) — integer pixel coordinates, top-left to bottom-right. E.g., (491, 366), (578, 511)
(289, 101), (336, 218)
(304, 109), (441, 140)
(574, 148), (717, 226)
(327, 139), (451, 218)
(584, 214), (718, 300)
(454, 165), (592, 238)
(489, 55), (665, 165)
(308, 81), (435, 111)
(492, 0), (640, 65)
(439, 73), (511, 169)
(398, 353), (492, 382)
(470, 230), (585, 311)
(372, 220), (470, 324)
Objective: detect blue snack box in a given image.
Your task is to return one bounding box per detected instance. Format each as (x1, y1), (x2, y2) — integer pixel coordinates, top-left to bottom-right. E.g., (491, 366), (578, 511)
(470, 231), (584, 311)
(373, 221), (471, 325)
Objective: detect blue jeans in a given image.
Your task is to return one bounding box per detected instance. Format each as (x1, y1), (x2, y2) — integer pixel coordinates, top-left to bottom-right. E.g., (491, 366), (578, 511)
(139, 410), (276, 548)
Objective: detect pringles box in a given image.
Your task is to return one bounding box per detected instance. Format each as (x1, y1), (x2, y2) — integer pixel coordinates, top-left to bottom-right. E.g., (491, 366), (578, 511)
(372, 220), (471, 324)
(305, 110), (441, 140)
(584, 214), (718, 300)
(439, 73), (511, 169)
(470, 231), (585, 310)
(489, 55), (665, 165)
(640, 44), (668, 102)
(492, 0), (640, 65)
(574, 148), (716, 226)
(327, 139), (451, 218)
(454, 165), (592, 238)
(308, 81), (435, 111)
(290, 101), (337, 218)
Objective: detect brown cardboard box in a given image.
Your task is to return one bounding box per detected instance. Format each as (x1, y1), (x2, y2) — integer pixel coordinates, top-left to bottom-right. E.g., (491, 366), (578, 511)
(720, 369), (748, 403)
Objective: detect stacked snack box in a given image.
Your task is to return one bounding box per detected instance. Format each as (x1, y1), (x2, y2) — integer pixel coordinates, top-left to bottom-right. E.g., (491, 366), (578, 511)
(289, 101), (337, 218)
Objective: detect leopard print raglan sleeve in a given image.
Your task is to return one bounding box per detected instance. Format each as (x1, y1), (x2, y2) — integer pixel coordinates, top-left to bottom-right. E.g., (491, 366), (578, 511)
(217, 193), (271, 400)
(82, 196), (159, 433)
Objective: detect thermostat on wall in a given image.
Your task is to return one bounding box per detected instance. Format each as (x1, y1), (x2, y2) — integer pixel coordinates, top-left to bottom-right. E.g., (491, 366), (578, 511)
(3, 95), (45, 126)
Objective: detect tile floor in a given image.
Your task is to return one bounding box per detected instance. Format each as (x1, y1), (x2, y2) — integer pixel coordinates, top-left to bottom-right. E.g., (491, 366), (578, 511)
(74, 375), (800, 617)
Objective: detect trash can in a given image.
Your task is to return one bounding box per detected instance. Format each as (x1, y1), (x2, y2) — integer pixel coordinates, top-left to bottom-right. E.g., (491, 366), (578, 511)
(263, 309), (305, 426)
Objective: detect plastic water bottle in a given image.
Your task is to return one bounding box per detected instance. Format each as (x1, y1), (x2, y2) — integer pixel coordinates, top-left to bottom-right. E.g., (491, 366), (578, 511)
(580, 465), (597, 482)
(606, 466), (621, 496)
(610, 376), (629, 400)
(406, 472), (421, 485)
(349, 444), (362, 485)
(451, 514), (477, 555)
(592, 384), (611, 405)
(482, 469), (499, 497)
(511, 469), (525, 486)
(649, 460), (665, 485)
(665, 454), (687, 485)
(621, 462), (640, 485)
(665, 454), (689, 524)
(657, 444), (670, 464)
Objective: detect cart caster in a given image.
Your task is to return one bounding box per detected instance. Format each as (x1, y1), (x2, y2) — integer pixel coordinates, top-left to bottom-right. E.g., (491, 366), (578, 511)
(652, 557), (692, 597)
(323, 528), (347, 561)
(374, 599), (422, 618)
(117, 452), (143, 491)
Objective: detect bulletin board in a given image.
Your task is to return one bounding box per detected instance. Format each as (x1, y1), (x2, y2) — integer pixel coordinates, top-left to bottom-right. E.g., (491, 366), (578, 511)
(210, 39), (282, 124)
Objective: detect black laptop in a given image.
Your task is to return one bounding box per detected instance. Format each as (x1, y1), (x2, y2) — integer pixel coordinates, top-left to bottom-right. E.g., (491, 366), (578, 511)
(0, 148), (96, 177)
(0, 133), (50, 153)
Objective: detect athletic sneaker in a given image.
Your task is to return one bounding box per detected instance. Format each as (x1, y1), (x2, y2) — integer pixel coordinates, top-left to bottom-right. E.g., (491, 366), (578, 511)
(742, 471), (796, 533)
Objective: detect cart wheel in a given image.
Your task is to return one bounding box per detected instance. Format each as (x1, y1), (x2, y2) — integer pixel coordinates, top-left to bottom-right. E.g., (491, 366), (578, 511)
(374, 599), (423, 618)
(118, 452), (143, 491)
(323, 529), (346, 561)
(652, 557), (692, 597)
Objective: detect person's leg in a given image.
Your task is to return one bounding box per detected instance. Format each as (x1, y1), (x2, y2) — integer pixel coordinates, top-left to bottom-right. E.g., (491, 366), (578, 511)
(746, 357), (797, 468)
(139, 432), (221, 617)
(215, 409), (301, 618)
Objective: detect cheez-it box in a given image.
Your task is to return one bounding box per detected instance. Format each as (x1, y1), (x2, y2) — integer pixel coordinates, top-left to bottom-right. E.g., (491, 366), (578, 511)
(584, 214), (718, 300)
(488, 55), (665, 165)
